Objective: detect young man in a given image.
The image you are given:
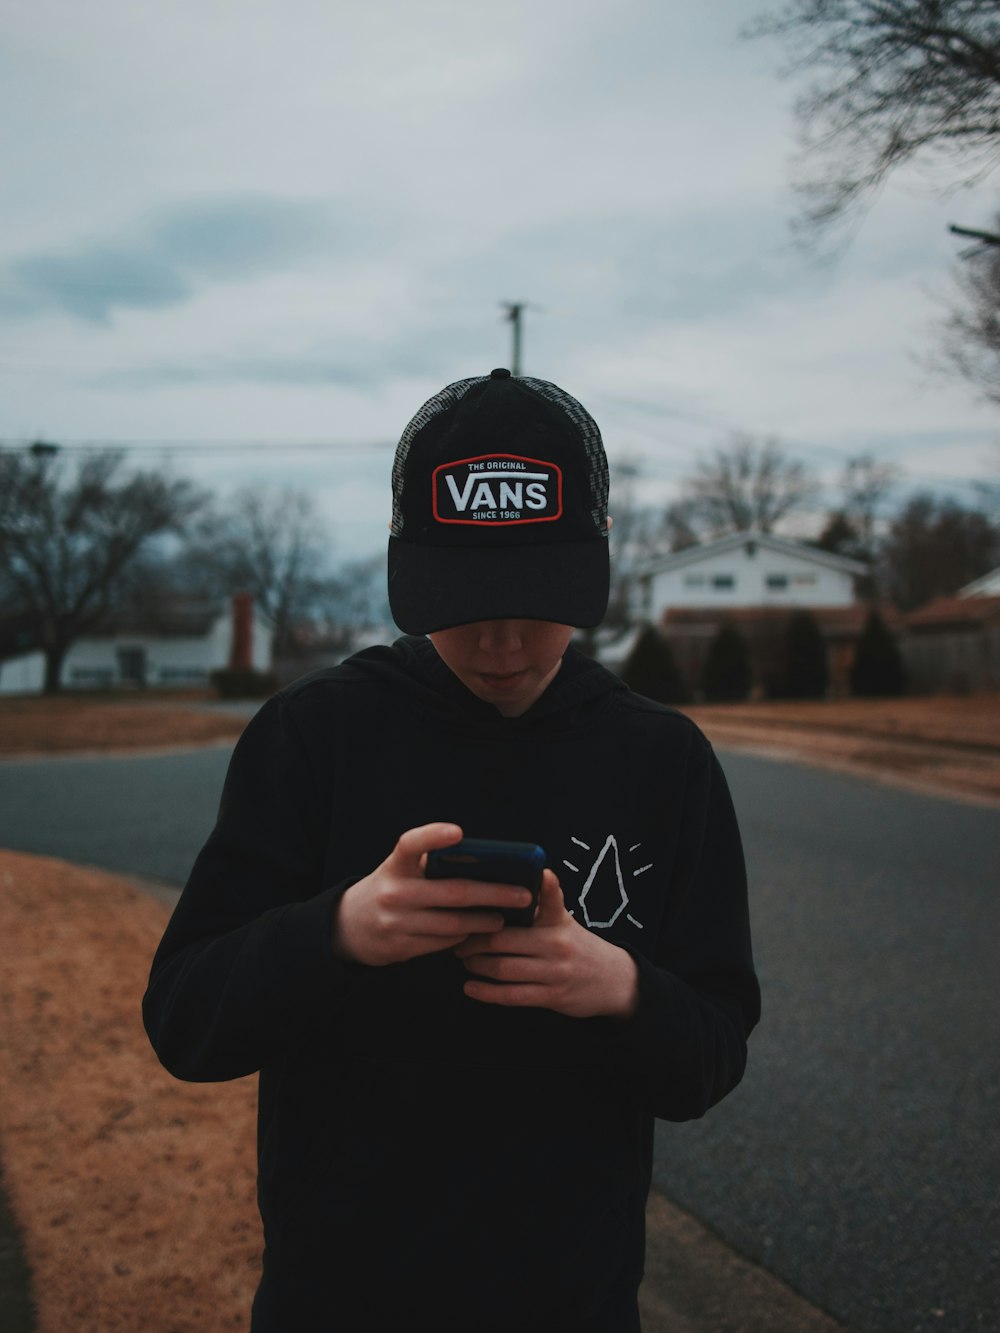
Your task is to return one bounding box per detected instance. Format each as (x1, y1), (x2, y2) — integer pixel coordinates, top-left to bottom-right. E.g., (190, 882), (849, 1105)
(143, 369), (760, 1332)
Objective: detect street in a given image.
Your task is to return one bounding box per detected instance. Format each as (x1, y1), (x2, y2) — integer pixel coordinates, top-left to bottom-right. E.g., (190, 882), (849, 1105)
(0, 744), (997, 1332)
(654, 753), (1000, 1333)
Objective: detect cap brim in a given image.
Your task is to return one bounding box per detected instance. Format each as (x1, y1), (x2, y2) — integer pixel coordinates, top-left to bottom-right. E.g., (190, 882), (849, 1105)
(388, 537), (609, 635)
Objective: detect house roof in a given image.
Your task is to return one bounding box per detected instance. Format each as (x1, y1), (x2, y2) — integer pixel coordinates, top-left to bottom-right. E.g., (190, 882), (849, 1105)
(906, 595), (1000, 631)
(641, 530), (869, 579)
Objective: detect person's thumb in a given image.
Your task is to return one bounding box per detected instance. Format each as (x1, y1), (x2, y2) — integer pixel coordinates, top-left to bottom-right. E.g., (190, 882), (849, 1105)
(534, 869), (567, 926)
(392, 822), (463, 875)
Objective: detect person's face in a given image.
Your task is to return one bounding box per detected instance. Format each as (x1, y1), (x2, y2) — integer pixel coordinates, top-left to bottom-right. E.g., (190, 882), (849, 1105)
(428, 619), (575, 717)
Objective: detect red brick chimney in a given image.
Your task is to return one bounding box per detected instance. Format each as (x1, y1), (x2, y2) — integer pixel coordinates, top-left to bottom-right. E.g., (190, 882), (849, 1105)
(230, 593), (254, 671)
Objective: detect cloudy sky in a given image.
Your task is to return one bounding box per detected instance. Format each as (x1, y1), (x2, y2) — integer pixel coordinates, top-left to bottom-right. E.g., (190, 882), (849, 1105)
(2, 0), (997, 561)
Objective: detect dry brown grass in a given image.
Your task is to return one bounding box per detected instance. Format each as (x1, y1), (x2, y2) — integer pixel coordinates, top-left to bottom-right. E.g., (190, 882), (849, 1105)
(0, 695), (247, 756)
(0, 851), (259, 1331)
(682, 695), (1000, 804)
(682, 695), (1000, 751)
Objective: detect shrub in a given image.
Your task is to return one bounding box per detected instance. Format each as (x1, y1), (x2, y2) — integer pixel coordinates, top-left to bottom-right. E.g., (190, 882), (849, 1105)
(782, 611), (829, 699)
(621, 626), (690, 704)
(702, 623), (753, 702)
(850, 611), (905, 697)
(210, 668), (280, 700)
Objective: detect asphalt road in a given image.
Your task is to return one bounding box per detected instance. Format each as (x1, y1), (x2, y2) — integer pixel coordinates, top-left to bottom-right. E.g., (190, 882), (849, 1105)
(0, 743), (230, 889)
(653, 756), (1000, 1333)
(0, 743), (997, 1333)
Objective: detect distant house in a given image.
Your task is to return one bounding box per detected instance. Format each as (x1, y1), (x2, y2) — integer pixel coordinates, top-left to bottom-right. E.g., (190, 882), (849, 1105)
(902, 595), (1000, 693)
(0, 594), (272, 696)
(639, 531), (867, 622)
(635, 532), (874, 697)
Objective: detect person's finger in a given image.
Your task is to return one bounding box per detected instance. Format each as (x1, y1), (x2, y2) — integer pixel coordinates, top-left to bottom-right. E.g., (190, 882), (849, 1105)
(463, 979), (549, 1007)
(414, 909), (508, 937)
(453, 922), (536, 957)
(391, 822), (463, 876)
(453, 931), (500, 958)
(423, 878), (535, 914)
(533, 870), (567, 927)
(461, 953), (546, 984)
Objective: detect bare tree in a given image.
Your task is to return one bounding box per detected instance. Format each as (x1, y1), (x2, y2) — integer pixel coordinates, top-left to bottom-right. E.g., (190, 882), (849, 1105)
(882, 489), (1000, 607)
(825, 452), (901, 569)
(661, 499), (701, 553)
(0, 447), (204, 692)
(681, 434), (818, 538)
(749, 0), (1000, 247)
(325, 554), (389, 640)
(179, 486), (331, 656)
(605, 458), (676, 628)
(815, 452), (898, 593)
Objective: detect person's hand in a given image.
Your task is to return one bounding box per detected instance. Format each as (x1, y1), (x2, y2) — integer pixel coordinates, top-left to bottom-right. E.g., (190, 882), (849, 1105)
(454, 871), (639, 1019)
(331, 823), (535, 967)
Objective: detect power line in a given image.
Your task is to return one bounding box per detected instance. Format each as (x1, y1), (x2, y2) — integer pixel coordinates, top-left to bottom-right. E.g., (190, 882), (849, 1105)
(592, 396), (995, 494)
(0, 437), (394, 455)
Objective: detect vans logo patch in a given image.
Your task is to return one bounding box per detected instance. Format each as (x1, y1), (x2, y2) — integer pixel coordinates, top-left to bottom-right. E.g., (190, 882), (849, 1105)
(432, 454), (563, 525)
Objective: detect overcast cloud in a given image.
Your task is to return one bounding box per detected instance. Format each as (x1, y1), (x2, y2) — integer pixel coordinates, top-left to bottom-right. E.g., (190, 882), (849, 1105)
(1, 0), (997, 559)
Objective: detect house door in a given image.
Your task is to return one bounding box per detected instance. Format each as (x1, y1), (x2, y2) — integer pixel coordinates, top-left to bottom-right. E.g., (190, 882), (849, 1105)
(117, 646), (147, 688)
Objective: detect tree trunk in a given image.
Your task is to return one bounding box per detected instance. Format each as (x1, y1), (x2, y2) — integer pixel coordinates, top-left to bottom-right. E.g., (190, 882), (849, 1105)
(43, 643), (68, 695)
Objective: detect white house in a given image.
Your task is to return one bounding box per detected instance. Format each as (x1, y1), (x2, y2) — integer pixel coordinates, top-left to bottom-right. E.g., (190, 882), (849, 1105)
(639, 530), (868, 622)
(0, 595), (272, 696)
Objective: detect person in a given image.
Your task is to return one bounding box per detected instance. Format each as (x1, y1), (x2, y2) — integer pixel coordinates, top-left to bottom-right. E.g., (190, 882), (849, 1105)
(143, 368), (760, 1332)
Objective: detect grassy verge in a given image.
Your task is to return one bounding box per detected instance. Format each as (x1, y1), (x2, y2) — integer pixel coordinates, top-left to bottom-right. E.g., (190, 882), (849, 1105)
(0, 694), (247, 756)
(0, 851), (259, 1331)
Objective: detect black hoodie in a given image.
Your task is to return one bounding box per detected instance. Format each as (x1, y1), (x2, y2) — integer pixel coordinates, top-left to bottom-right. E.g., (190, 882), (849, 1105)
(143, 637), (759, 1332)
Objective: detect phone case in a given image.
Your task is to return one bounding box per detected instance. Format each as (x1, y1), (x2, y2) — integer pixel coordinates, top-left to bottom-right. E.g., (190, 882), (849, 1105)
(425, 838), (546, 926)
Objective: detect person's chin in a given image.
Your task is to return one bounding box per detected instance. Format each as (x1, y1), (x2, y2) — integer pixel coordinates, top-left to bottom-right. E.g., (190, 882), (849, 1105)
(474, 671), (528, 703)
(473, 670), (537, 714)
(477, 670), (529, 695)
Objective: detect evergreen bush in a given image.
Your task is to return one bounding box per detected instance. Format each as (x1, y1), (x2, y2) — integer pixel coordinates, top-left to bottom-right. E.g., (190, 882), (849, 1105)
(782, 611), (829, 699)
(850, 611), (905, 697)
(210, 668), (280, 700)
(702, 623), (753, 702)
(621, 626), (689, 704)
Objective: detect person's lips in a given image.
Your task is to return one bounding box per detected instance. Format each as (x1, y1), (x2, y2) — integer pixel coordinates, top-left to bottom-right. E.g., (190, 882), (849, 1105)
(477, 670), (528, 692)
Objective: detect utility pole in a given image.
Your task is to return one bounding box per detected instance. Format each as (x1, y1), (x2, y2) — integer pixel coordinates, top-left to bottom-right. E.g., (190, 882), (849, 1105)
(500, 302), (527, 375)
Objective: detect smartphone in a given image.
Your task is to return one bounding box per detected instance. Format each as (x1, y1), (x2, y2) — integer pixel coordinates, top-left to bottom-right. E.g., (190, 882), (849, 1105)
(425, 838), (546, 927)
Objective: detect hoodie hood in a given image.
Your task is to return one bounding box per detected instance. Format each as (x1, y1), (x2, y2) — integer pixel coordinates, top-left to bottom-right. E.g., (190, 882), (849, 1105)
(339, 634), (626, 733)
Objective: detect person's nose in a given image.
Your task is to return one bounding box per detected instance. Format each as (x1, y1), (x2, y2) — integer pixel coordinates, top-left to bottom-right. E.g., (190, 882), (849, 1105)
(477, 620), (523, 654)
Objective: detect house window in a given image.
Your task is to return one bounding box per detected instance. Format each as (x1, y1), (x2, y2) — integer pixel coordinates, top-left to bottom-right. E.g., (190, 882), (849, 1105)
(766, 574), (789, 590)
(793, 574), (817, 586)
(684, 574), (706, 587)
(712, 575), (735, 590)
(70, 667), (114, 684)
